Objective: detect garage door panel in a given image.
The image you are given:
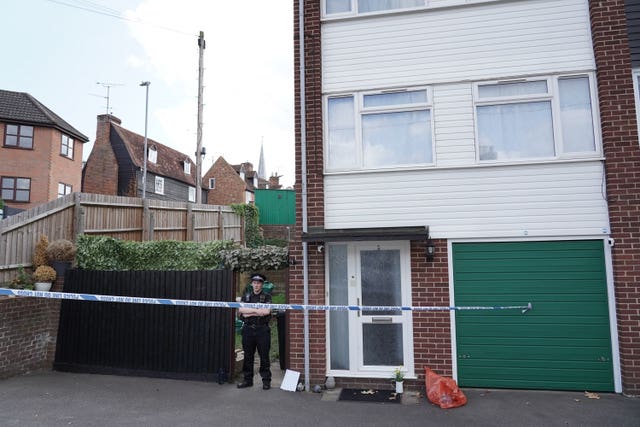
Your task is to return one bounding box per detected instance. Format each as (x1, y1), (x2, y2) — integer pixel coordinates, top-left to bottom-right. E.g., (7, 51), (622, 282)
(454, 240), (614, 391)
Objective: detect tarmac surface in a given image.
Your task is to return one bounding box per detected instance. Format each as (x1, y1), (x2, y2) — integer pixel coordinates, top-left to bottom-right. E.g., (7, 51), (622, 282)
(1, 363), (638, 427)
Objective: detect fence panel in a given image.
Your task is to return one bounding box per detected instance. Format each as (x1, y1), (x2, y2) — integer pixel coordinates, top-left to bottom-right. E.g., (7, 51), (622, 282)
(0, 193), (242, 283)
(54, 269), (234, 381)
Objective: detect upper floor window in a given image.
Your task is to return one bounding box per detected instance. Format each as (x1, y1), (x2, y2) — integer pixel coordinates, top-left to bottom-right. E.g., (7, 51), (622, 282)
(58, 182), (72, 197)
(209, 178), (216, 189)
(61, 134), (74, 159)
(4, 124), (33, 149)
(183, 160), (191, 174)
(474, 74), (599, 162)
(154, 176), (164, 195)
(148, 146), (158, 164)
(1, 176), (31, 202)
(326, 88), (433, 171)
(325, 0), (424, 15)
(633, 69), (640, 146)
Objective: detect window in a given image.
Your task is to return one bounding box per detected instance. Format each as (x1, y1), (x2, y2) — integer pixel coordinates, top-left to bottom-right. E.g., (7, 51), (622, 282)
(148, 146), (157, 164)
(326, 88), (433, 171)
(209, 178), (215, 189)
(474, 74), (598, 162)
(4, 124), (33, 149)
(188, 186), (196, 202)
(58, 182), (72, 197)
(183, 161), (191, 174)
(60, 135), (74, 159)
(154, 176), (164, 194)
(1, 177), (31, 202)
(325, 0), (424, 15)
(632, 69), (640, 145)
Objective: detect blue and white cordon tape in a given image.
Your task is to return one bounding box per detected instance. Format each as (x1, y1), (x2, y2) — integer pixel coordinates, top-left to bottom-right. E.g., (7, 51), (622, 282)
(0, 288), (532, 313)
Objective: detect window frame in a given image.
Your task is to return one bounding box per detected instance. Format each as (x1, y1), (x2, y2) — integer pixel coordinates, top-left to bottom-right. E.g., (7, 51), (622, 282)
(632, 68), (640, 146)
(154, 176), (164, 195)
(1, 176), (31, 203)
(324, 86), (435, 172)
(60, 134), (74, 159)
(209, 178), (215, 189)
(57, 182), (72, 197)
(472, 73), (601, 164)
(148, 146), (158, 164)
(4, 124), (34, 149)
(188, 186), (196, 203)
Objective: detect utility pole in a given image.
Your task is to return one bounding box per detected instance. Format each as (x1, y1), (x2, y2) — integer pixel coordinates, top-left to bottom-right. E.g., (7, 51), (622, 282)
(196, 31), (206, 204)
(140, 81), (151, 199)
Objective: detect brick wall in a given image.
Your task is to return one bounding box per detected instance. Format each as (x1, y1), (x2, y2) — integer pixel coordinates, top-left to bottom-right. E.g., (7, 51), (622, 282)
(0, 124), (83, 210)
(590, 0), (640, 396)
(0, 278), (63, 379)
(81, 114), (119, 195)
(204, 157), (247, 205)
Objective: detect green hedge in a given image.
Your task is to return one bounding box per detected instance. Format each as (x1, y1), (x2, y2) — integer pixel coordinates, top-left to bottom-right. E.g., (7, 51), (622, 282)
(76, 235), (289, 272)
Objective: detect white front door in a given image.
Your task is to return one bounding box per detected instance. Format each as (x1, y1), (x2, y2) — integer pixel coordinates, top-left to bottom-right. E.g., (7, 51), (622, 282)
(327, 241), (414, 378)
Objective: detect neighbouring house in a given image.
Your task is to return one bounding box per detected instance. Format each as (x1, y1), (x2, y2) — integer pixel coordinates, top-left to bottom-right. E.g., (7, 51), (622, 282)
(290, 0), (640, 396)
(204, 157), (283, 205)
(0, 89), (89, 212)
(82, 114), (201, 202)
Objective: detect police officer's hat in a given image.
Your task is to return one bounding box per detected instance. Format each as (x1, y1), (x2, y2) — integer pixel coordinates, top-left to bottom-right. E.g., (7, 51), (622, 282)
(251, 273), (266, 282)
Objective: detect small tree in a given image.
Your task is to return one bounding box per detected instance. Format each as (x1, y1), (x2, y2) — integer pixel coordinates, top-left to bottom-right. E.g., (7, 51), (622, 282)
(33, 235), (49, 268)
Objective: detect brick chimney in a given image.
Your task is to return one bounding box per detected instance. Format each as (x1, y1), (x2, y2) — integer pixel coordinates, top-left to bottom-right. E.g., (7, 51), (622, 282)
(82, 115), (121, 195)
(268, 174), (282, 189)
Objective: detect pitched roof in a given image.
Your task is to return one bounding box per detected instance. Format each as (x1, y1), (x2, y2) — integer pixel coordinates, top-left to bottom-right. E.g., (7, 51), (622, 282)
(0, 89), (89, 142)
(111, 122), (197, 186)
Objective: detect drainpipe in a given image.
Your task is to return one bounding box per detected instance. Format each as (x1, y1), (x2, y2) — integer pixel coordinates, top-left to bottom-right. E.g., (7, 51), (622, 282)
(298, 0), (310, 393)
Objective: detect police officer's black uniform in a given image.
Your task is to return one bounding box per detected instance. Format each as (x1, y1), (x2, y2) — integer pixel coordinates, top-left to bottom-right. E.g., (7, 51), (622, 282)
(237, 276), (272, 390)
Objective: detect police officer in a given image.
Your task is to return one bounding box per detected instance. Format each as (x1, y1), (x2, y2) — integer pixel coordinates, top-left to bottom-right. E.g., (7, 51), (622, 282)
(237, 273), (272, 390)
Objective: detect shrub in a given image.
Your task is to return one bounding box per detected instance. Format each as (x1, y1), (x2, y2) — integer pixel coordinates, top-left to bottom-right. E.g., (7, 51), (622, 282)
(33, 265), (57, 282)
(9, 267), (34, 290)
(46, 239), (77, 262)
(33, 235), (49, 268)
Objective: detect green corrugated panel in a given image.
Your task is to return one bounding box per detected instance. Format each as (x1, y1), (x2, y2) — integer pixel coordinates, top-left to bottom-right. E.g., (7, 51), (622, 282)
(254, 189), (295, 225)
(453, 240), (614, 392)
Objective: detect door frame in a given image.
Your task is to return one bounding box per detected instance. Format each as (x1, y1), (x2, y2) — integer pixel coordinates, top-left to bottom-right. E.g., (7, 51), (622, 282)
(326, 240), (415, 379)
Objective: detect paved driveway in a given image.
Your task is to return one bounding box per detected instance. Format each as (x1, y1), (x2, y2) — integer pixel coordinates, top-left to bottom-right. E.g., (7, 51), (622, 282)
(1, 368), (638, 427)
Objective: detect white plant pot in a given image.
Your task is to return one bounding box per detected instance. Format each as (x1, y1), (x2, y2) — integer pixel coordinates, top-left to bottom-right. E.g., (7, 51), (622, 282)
(35, 282), (52, 292)
(395, 381), (403, 394)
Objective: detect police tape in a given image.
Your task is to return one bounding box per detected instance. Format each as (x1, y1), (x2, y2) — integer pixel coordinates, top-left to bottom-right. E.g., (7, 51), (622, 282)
(0, 287), (533, 313)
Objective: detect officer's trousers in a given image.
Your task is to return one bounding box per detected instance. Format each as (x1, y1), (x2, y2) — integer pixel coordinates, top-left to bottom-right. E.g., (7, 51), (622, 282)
(241, 324), (272, 384)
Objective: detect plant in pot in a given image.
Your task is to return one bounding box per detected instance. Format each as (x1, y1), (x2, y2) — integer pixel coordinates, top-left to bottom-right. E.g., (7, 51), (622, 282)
(9, 266), (35, 290)
(33, 235), (49, 269)
(32, 265), (57, 291)
(45, 239), (77, 278)
(392, 366), (405, 394)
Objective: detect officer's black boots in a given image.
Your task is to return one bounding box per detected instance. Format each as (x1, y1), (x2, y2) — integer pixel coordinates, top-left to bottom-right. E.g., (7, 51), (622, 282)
(237, 381), (253, 388)
(263, 381), (271, 390)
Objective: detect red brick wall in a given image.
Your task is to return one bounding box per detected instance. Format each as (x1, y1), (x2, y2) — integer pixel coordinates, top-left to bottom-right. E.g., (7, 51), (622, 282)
(0, 279), (63, 379)
(204, 158), (246, 205)
(0, 124), (83, 210)
(82, 115), (119, 195)
(589, 0), (640, 395)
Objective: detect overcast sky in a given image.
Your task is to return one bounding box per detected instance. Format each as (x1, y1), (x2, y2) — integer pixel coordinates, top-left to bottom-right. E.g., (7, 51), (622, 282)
(2, 0), (295, 187)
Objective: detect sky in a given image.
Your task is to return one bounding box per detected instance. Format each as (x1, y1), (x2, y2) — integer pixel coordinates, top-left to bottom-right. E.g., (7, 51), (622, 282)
(2, 0), (295, 187)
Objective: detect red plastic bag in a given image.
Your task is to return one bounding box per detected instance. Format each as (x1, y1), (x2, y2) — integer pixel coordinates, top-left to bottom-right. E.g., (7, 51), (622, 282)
(425, 367), (467, 409)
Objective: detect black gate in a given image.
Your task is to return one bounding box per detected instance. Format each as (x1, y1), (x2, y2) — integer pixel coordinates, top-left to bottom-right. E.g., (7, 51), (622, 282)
(55, 269), (234, 381)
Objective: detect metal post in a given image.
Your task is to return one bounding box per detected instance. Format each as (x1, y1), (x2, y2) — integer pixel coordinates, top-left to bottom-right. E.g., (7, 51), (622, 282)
(196, 31), (205, 204)
(140, 81), (151, 199)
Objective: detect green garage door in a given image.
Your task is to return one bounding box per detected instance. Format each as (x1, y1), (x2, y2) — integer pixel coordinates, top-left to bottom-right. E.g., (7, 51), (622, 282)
(453, 240), (614, 391)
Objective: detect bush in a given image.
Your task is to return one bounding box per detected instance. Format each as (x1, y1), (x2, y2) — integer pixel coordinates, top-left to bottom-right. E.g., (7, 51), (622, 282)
(33, 265), (57, 282)
(46, 239), (77, 262)
(33, 235), (49, 268)
(9, 267), (34, 290)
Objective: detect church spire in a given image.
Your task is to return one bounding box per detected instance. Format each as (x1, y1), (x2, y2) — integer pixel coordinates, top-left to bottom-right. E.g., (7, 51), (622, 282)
(257, 138), (266, 180)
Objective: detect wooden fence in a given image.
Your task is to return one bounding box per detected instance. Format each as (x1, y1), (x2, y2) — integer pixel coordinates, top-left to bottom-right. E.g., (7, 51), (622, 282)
(0, 193), (243, 284)
(55, 269), (234, 381)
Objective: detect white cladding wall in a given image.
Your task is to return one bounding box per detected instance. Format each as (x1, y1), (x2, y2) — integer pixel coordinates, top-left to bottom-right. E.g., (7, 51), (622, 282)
(322, 0), (595, 92)
(324, 161), (610, 238)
